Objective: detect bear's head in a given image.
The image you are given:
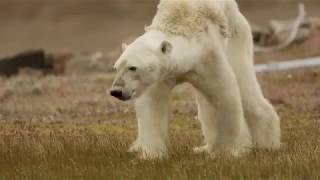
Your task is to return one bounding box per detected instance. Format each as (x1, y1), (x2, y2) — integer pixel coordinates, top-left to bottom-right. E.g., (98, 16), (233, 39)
(110, 36), (173, 101)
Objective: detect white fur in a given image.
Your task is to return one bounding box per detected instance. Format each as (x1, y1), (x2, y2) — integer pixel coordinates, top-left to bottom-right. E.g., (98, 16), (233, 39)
(112, 0), (281, 159)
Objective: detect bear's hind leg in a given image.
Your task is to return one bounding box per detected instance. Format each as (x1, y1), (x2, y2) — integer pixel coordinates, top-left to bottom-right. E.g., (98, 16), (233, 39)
(225, 13), (281, 149)
(227, 49), (281, 149)
(242, 97), (281, 149)
(193, 91), (217, 154)
(130, 80), (175, 159)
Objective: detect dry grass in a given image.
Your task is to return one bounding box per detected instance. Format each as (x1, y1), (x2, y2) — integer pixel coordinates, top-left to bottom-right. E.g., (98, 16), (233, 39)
(0, 69), (320, 179)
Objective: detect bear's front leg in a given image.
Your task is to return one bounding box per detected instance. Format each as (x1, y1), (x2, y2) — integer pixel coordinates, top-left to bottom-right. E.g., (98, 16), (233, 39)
(129, 80), (175, 159)
(189, 52), (252, 157)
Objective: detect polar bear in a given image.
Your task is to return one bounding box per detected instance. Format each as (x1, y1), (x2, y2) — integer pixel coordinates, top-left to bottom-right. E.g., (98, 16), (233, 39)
(110, 0), (280, 159)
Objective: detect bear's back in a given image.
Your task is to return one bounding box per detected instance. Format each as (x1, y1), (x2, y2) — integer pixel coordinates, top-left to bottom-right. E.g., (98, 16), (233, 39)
(148, 0), (237, 38)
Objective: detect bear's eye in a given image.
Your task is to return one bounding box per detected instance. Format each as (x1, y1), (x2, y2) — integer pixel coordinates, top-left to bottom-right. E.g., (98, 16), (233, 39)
(128, 66), (137, 72)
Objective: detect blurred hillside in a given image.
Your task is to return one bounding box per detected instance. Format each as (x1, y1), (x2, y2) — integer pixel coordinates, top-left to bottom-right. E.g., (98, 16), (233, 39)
(0, 0), (319, 56)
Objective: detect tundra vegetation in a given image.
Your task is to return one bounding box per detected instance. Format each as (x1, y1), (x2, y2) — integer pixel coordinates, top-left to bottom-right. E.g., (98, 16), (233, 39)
(0, 67), (319, 179)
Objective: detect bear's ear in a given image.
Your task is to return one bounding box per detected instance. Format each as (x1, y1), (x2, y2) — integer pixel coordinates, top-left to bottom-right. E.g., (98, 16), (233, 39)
(144, 25), (149, 32)
(160, 41), (172, 54)
(122, 43), (128, 52)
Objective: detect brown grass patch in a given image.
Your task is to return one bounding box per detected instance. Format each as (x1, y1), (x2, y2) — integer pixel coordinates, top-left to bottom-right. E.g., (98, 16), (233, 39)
(0, 70), (319, 179)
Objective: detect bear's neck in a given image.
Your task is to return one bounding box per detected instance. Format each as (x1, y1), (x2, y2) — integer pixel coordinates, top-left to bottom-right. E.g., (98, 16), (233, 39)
(142, 30), (206, 78)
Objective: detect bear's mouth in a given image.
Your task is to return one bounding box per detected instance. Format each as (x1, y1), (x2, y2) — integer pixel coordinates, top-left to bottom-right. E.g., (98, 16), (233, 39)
(118, 95), (131, 101)
(118, 90), (135, 101)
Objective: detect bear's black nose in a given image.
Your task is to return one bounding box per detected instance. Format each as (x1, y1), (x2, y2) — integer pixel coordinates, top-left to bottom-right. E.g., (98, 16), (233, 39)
(110, 90), (123, 98)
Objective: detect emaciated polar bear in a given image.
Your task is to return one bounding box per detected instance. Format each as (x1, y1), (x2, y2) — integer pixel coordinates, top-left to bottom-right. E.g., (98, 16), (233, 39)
(110, 0), (281, 159)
